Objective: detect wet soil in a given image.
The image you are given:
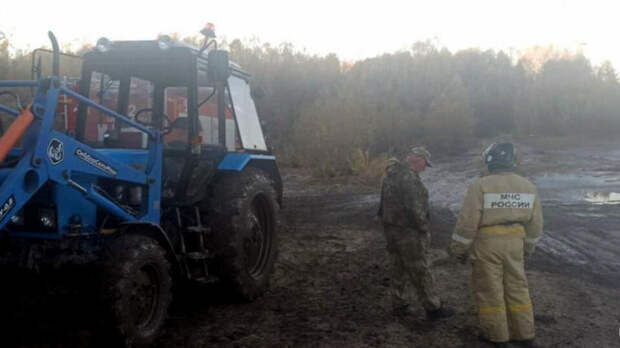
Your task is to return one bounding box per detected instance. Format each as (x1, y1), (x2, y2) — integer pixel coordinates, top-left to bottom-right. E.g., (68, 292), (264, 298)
(2, 138), (620, 347)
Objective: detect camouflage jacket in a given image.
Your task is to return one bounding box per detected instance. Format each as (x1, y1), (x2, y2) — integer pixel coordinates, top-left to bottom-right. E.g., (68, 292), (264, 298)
(378, 159), (430, 231)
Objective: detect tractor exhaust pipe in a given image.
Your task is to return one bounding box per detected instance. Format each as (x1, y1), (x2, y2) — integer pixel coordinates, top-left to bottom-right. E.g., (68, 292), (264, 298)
(48, 31), (59, 77)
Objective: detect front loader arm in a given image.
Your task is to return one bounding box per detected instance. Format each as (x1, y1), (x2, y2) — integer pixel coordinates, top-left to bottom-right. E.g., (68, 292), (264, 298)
(0, 78), (163, 237)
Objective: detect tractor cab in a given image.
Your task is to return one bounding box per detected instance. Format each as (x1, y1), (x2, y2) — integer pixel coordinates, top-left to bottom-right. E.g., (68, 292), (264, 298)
(74, 33), (269, 205)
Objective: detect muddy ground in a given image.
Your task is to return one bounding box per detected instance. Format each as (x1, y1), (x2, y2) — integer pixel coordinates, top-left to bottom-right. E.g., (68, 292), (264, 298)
(2, 137), (620, 347)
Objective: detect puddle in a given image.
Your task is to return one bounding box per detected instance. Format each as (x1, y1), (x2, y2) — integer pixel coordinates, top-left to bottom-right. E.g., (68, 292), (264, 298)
(534, 173), (613, 189)
(584, 192), (620, 205)
(572, 212), (607, 218)
(534, 172), (620, 204)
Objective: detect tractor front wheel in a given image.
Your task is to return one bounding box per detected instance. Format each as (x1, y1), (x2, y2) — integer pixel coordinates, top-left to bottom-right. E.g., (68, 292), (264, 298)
(101, 234), (172, 346)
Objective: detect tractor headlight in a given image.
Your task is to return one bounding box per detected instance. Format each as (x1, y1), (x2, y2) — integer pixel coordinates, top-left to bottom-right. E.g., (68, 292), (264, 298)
(115, 185), (126, 202)
(95, 37), (112, 52)
(39, 209), (56, 229)
(158, 40), (170, 50)
(158, 35), (171, 50)
(10, 211), (23, 226)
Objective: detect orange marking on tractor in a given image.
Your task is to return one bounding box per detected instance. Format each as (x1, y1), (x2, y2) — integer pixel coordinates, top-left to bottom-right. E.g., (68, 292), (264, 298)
(0, 106), (34, 164)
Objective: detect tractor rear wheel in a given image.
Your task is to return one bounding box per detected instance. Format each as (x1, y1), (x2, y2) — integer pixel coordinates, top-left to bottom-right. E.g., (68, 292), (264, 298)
(102, 234), (172, 347)
(208, 167), (279, 301)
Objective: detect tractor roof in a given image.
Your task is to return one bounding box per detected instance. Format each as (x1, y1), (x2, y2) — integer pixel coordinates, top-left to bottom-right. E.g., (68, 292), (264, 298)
(82, 38), (249, 86)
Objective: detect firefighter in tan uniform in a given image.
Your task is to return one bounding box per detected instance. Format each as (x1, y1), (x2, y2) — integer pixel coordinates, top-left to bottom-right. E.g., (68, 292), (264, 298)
(379, 147), (454, 320)
(450, 143), (543, 348)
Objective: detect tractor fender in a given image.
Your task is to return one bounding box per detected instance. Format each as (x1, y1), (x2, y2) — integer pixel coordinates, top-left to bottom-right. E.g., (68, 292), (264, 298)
(217, 153), (283, 206)
(247, 159), (283, 207)
(117, 222), (183, 278)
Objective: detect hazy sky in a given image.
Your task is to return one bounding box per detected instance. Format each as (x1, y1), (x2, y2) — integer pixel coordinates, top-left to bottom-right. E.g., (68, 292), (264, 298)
(2, 0), (619, 66)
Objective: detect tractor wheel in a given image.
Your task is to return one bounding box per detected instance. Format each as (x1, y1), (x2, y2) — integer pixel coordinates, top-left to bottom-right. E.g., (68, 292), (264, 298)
(208, 167), (279, 301)
(101, 234), (172, 347)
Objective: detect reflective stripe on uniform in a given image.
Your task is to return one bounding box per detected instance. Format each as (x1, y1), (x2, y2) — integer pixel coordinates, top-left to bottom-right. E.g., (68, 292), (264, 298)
(525, 236), (541, 244)
(479, 224), (525, 235)
(478, 305), (506, 315)
(508, 302), (532, 313)
(452, 233), (473, 245)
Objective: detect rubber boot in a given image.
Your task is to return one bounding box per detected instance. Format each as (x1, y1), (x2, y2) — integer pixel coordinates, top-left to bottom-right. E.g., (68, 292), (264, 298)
(425, 305), (455, 321)
(518, 339), (542, 348)
(393, 304), (416, 317)
(478, 335), (509, 348)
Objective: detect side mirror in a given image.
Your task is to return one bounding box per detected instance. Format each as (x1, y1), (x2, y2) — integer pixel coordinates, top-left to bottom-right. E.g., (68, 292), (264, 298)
(207, 50), (230, 83)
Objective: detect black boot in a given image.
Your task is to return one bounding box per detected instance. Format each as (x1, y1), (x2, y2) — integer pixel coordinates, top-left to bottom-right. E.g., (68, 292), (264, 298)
(478, 335), (509, 347)
(425, 305), (455, 321)
(518, 338), (542, 348)
(393, 304), (416, 317)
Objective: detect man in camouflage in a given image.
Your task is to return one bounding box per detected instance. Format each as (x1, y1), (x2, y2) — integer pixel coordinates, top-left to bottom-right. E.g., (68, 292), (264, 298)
(378, 147), (454, 320)
(450, 143), (543, 348)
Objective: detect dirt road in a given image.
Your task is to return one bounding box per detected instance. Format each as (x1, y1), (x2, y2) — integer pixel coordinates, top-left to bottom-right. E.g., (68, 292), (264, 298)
(160, 138), (620, 347)
(2, 139), (620, 347)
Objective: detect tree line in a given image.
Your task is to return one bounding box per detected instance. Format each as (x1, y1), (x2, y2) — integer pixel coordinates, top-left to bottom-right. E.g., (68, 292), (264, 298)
(2, 33), (620, 178)
(228, 39), (620, 177)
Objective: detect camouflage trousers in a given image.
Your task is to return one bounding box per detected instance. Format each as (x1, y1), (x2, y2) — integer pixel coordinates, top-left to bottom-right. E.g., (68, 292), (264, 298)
(383, 225), (442, 311)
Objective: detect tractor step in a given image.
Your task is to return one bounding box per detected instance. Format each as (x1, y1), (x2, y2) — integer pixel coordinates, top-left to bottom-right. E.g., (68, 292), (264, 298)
(193, 275), (219, 285)
(184, 251), (210, 260)
(186, 226), (210, 234)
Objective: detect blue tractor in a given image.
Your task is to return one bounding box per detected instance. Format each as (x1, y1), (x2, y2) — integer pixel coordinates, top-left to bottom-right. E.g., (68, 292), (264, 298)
(0, 28), (282, 345)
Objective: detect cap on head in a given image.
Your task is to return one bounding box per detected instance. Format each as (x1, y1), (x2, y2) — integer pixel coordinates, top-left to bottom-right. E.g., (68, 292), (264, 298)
(409, 146), (433, 167)
(483, 142), (516, 172)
